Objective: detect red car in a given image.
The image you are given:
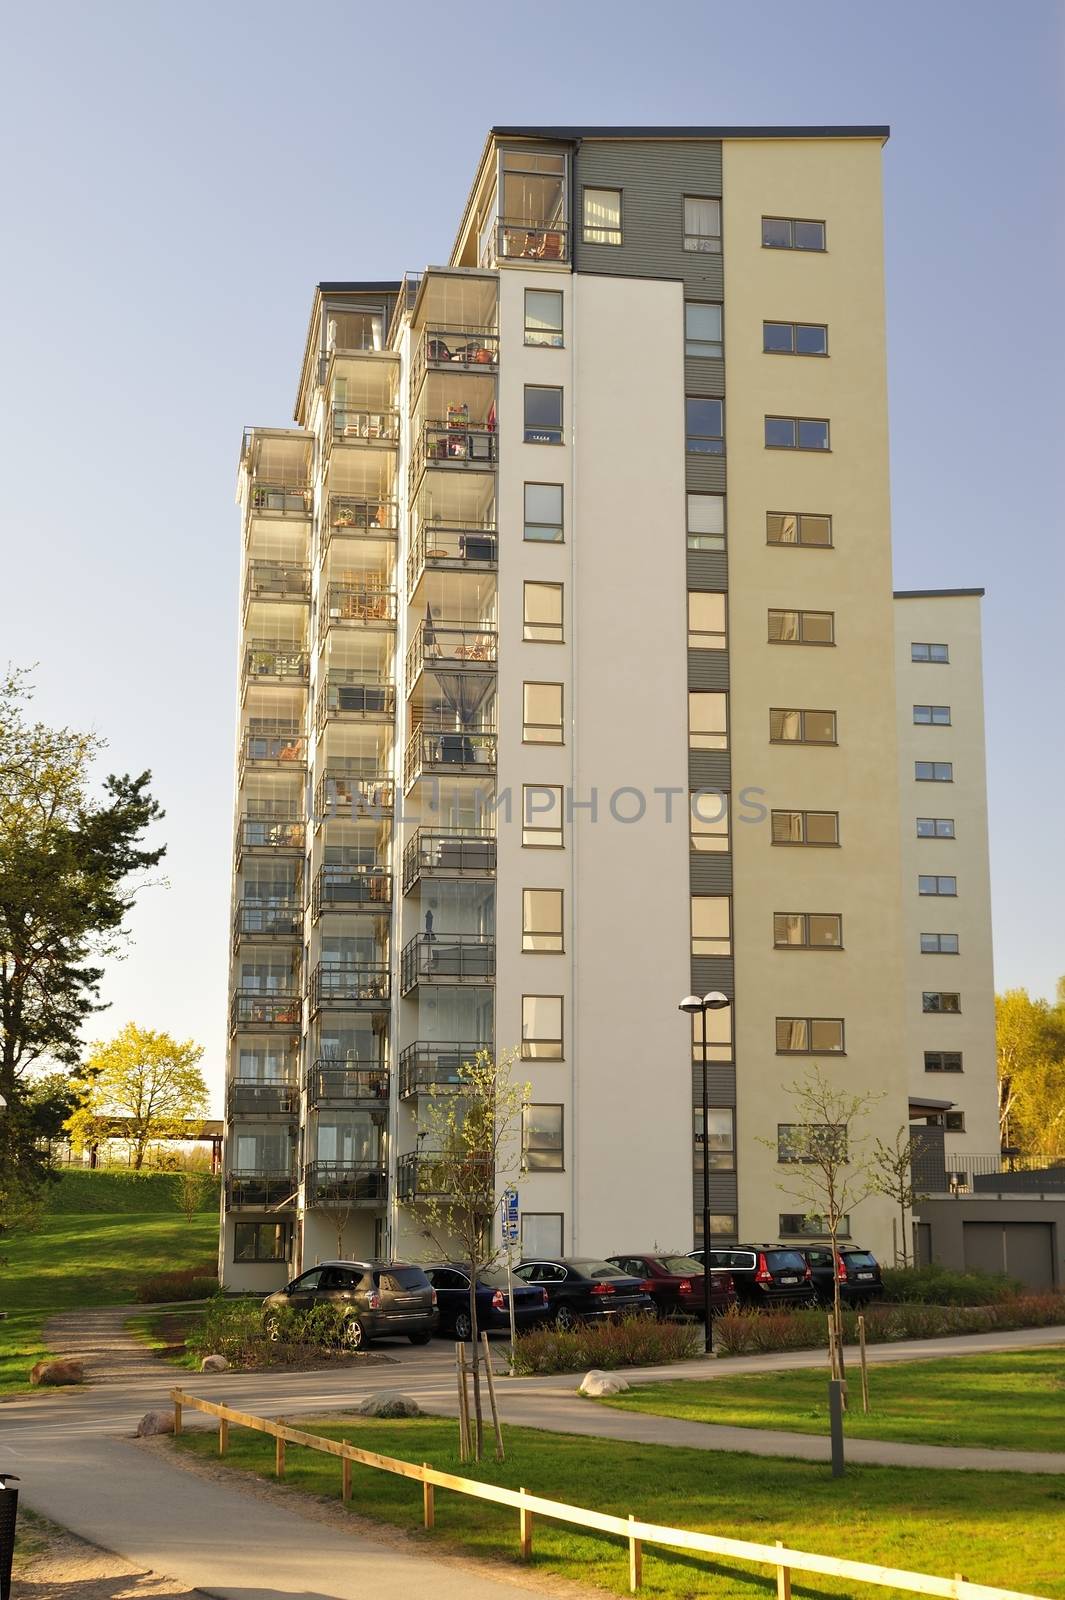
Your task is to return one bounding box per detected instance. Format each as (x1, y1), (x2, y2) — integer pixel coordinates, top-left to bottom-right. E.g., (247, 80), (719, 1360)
(607, 1253), (735, 1318)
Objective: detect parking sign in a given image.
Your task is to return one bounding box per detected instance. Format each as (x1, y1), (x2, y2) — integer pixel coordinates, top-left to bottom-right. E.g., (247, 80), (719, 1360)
(502, 1187), (519, 1244)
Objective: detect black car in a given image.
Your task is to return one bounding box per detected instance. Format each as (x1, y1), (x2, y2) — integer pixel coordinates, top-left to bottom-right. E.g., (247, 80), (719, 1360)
(606, 1253), (736, 1319)
(513, 1258), (654, 1328)
(690, 1245), (816, 1307)
(799, 1246), (884, 1307)
(262, 1260), (438, 1348)
(423, 1264), (550, 1339)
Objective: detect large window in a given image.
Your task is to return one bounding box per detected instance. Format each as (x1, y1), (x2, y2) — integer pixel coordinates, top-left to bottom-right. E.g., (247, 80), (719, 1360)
(686, 398), (724, 454)
(765, 416), (830, 451)
(691, 791), (729, 852)
(912, 641), (949, 663)
(523, 889), (564, 953)
(498, 149), (567, 262)
(524, 482), (564, 543)
(767, 511), (832, 548)
(524, 290), (564, 348)
(914, 704), (951, 725)
(523, 1104), (564, 1169)
(769, 708), (836, 744)
(524, 385), (563, 444)
(582, 187), (621, 245)
(233, 1220), (289, 1263)
(688, 691), (728, 750)
(684, 196), (721, 252)
(523, 681), (564, 744)
(762, 216), (826, 251)
(775, 1018), (845, 1054)
(763, 321), (828, 356)
(774, 913), (843, 949)
(521, 995), (563, 1060)
(925, 1051), (963, 1073)
(917, 817), (955, 838)
(523, 785), (563, 848)
(771, 809), (839, 846)
(768, 610), (834, 645)
(685, 302), (723, 358)
(919, 874), (957, 896)
(921, 932), (959, 954)
(780, 1214), (851, 1239)
(688, 592), (727, 649)
(523, 580), (564, 641)
(688, 493), (726, 550)
(691, 896), (731, 956)
(923, 992), (961, 1013)
(916, 761), (953, 782)
(694, 1107), (735, 1171)
(521, 1212), (563, 1255)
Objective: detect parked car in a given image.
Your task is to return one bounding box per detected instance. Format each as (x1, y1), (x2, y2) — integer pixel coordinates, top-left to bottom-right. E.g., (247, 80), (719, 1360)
(606, 1253), (736, 1318)
(262, 1260), (438, 1348)
(798, 1246), (884, 1307)
(423, 1264), (550, 1339)
(513, 1258), (654, 1328)
(689, 1245), (816, 1307)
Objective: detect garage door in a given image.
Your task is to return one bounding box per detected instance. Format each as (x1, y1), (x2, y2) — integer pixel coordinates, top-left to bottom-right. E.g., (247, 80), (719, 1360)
(962, 1222), (1056, 1290)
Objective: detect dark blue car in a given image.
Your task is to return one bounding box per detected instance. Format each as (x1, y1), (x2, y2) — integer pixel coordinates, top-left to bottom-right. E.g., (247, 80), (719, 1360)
(423, 1263), (550, 1340)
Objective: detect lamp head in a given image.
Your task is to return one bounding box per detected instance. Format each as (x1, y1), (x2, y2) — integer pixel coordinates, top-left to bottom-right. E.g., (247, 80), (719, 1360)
(678, 995), (704, 1016)
(703, 991), (731, 1011)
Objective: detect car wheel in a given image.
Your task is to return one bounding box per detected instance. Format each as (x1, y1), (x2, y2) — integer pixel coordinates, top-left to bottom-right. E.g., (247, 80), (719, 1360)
(342, 1317), (367, 1350)
(554, 1304), (576, 1331)
(453, 1310), (473, 1341)
(408, 1331), (432, 1346)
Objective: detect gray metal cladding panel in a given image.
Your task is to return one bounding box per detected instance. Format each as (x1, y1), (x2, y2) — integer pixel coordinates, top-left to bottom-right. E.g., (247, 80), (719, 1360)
(691, 1172), (739, 1211)
(689, 751), (731, 790)
(687, 552), (729, 589)
(689, 852), (732, 895)
(688, 650), (729, 691)
(573, 141), (722, 286)
(691, 957), (734, 997)
(692, 1061), (736, 1103)
(686, 456), (727, 494)
(684, 356), (725, 397)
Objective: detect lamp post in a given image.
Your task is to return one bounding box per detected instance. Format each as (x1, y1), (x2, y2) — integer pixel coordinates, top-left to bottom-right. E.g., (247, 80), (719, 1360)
(679, 990), (731, 1356)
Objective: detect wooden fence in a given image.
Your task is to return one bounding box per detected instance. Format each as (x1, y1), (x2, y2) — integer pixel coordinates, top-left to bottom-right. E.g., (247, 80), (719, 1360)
(169, 1389), (1044, 1600)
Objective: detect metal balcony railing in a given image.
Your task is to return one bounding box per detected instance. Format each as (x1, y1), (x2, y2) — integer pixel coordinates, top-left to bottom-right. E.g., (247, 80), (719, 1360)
(226, 1171), (298, 1209)
(305, 1061), (389, 1107)
(313, 771), (394, 828)
(406, 521), (498, 597)
(235, 815), (305, 867)
(312, 865), (392, 919)
(247, 483), (311, 519)
(238, 723), (306, 781)
(403, 723), (496, 788)
(913, 1151), (1065, 1196)
(308, 961), (390, 1012)
(243, 561), (311, 609)
(329, 408), (399, 449)
(232, 900), (302, 945)
(410, 326), (499, 401)
(406, 621), (497, 690)
(417, 420), (497, 469)
(402, 830), (496, 893)
(243, 643), (310, 687)
(319, 584), (397, 633)
(323, 497), (398, 553)
(399, 933), (495, 995)
(398, 1042), (485, 1099)
(304, 1160), (388, 1205)
(226, 1080), (299, 1118)
(314, 674), (396, 734)
(496, 218), (567, 263)
(229, 991), (302, 1031)
(396, 1151), (494, 1203)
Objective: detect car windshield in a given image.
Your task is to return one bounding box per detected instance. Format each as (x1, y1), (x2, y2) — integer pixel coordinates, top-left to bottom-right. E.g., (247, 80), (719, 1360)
(845, 1252), (878, 1269)
(766, 1251), (808, 1272)
(570, 1260), (628, 1279)
(659, 1255), (705, 1274)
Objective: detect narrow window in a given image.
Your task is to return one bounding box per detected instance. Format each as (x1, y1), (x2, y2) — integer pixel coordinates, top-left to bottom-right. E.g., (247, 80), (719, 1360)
(522, 681), (563, 744)
(687, 493), (726, 550)
(684, 196), (721, 252)
(688, 691), (728, 750)
(688, 592), (727, 649)
(521, 995), (563, 1060)
(685, 303), (723, 357)
(686, 398), (724, 454)
(524, 289), (564, 348)
(524, 386), (563, 444)
(690, 791), (729, 852)
(522, 784), (564, 848)
(522, 889), (564, 953)
(695, 1107), (735, 1170)
(523, 580), (564, 641)
(523, 1104), (565, 1169)
(524, 482), (564, 543)
(691, 896), (731, 956)
(582, 187), (621, 245)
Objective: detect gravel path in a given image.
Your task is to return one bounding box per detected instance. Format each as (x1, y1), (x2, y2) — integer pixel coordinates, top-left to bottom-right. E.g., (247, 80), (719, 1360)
(42, 1304), (164, 1384)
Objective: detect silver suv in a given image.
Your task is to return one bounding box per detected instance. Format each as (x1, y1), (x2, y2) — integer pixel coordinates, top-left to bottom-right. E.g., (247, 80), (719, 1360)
(262, 1260), (438, 1348)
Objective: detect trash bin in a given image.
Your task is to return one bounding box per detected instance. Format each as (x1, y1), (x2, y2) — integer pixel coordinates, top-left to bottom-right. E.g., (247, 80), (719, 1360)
(0, 1474), (19, 1600)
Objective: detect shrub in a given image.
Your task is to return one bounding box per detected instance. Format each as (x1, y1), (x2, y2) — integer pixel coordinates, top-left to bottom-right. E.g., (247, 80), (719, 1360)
(510, 1316), (701, 1376)
(715, 1306), (826, 1357)
(133, 1265), (218, 1303)
(880, 1265), (1023, 1306)
(187, 1295), (363, 1368)
(714, 1294), (1065, 1357)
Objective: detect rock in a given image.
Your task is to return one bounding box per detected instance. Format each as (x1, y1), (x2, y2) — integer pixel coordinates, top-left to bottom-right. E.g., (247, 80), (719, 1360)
(136, 1409), (176, 1437)
(199, 1354), (229, 1373)
(29, 1358), (84, 1387)
(578, 1369), (629, 1398)
(356, 1390), (422, 1418)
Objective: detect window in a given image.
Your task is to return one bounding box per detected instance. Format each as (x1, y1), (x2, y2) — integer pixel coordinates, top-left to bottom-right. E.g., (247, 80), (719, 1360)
(688, 592), (727, 649)
(768, 609), (834, 645)
(780, 1214), (852, 1239)
(524, 482), (563, 543)
(685, 302), (723, 357)
(684, 196), (721, 252)
(583, 187), (621, 245)
(912, 642), (949, 663)
(691, 897), (731, 956)
(523, 888), (563, 952)
(767, 511), (832, 548)
(919, 874), (957, 896)
(523, 785), (563, 847)
(233, 1220), (289, 1263)
(694, 1107), (735, 1171)
(692, 1212), (737, 1245)
(921, 932), (959, 954)
(690, 1003), (732, 1062)
(688, 691), (728, 750)
(763, 321), (828, 356)
(524, 289), (564, 347)
(917, 817), (955, 838)
(775, 1018), (845, 1054)
(778, 1124), (847, 1163)
(521, 1212), (563, 1255)
(523, 1104), (564, 1169)
(523, 681), (563, 744)
(945, 1110), (966, 1132)
(524, 385), (563, 444)
(521, 995), (563, 1060)
(774, 913), (842, 949)
(771, 809), (839, 846)
(691, 790), (729, 852)
(523, 581), (564, 642)
(916, 761), (953, 783)
(923, 991), (961, 1013)
(925, 1051), (964, 1073)
(914, 705), (951, 725)
(686, 397), (724, 454)
(770, 708), (836, 744)
(765, 416), (830, 451)
(687, 493), (726, 550)
(762, 216), (826, 251)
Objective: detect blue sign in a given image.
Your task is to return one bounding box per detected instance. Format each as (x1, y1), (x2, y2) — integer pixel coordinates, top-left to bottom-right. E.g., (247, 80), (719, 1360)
(502, 1187), (519, 1243)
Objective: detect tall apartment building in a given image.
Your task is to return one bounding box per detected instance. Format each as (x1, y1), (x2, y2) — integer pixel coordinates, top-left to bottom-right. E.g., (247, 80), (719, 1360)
(221, 125), (998, 1289)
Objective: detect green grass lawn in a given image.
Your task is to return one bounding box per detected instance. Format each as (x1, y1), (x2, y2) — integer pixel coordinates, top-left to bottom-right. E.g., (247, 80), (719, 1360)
(594, 1348), (1065, 1453)
(172, 1414), (1064, 1599)
(126, 1306), (204, 1370)
(0, 1212), (217, 1395)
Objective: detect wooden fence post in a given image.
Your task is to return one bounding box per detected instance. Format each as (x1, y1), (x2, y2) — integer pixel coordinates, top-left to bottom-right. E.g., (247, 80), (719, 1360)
(481, 1333), (505, 1462)
(172, 1392), (183, 1436)
(858, 1315), (870, 1415)
(423, 1466), (435, 1530)
(456, 1344), (472, 1462)
(518, 1488), (533, 1559)
(275, 1419), (286, 1480)
(342, 1447), (352, 1505)
(628, 1514), (642, 1592)
(218, 1413), (229, 1456)
(776, 1538), (792, 1599)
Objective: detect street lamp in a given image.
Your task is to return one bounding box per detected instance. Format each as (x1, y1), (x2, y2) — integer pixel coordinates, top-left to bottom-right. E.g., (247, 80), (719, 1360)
(679, 990), (731, 1356)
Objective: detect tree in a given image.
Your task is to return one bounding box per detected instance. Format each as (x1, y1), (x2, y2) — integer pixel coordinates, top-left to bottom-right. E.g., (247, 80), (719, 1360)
(316, 1178), (355, 1259)
(408, 1048), (528, 1461)
(870, 1126), (927, 1267)
(176, 1168), (211, 1224)
(66, 1024), (208, 1169)
(996, 984), (1065, 1162)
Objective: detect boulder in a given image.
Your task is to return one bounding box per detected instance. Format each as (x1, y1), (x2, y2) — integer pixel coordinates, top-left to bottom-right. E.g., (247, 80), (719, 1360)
(136, 1409), (176, 1437)
(579, 1369), (629, 1398)
(29, 1358), (84, 1387)
(199, 1354), (229, 1373)
(356, 1390), (422, 1419)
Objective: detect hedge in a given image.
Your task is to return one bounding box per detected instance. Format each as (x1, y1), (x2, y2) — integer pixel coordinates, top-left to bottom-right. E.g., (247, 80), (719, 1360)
(44, 1169), (220, 1214)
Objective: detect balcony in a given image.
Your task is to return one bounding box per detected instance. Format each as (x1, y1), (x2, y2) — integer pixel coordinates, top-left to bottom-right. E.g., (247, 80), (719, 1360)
(246, 484), (311, 521)
(400, 933), (495, 996)
(914, 1150), (1065, 1196)
(313, 771), (394, 828)
(404, 723), (496, 789)
(410, 327), (498, 403)
(319, 583), (397, 638)
(398, 1041), (485, 1100)
(406, 621), (497, 695)
(406, 521), (498, 600)
(232, 900), (302, 949)
(414, 419), (497, 477)
(226, 1171), (298, 1209)
(230, 991), (302, 1032)
(312, 865), (392, 919)
(243, 561), (311, 611)
(242, 642), (310, 691)
(322, 497), (398, 559)
(304, 1160), (388, 1206)
(496, 219), (568, 264)
(328, 407), (399, 455)
(314, 673), (396, 734)
(239, 723), (306, 781)
(235, 814), (305, 868)
(308, 961), (390, 1013)
(402, 830), (495, 893)
(305, 1061), (389, 1108)
(396, 1151), (493, 1203)
(226, 1080), (299, 1119)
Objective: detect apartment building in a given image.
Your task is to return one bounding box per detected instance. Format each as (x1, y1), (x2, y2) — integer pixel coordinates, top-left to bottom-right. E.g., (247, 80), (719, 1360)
(221, 125), (998, 1289)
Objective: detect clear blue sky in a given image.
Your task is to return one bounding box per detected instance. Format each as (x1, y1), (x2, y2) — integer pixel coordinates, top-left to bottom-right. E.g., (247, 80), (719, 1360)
(2, 1), (1062, 1108)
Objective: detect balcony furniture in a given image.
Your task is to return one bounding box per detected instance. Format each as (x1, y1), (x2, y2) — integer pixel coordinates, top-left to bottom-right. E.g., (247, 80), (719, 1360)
(279, 741), (303, 762)
(458, 534), (495, 561)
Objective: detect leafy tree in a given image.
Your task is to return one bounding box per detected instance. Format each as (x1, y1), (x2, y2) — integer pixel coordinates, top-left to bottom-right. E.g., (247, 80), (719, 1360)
(870, 1126), (928, 1266)
(66, 1024), (208, 1169)
(996, 984), (1065, 1162)
(176, 1168), (211, 1224)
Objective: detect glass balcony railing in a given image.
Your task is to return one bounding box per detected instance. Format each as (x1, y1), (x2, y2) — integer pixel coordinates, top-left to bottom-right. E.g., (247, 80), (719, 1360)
(314, 674), (396, 734)
(308, 961), (390, 1012)
(417, 419), (497, 470)
(399, 932), (495, 995)
(243, 643), (310, 688)
(230, 991), (302, 1031)
(232, 900), (302, 944)
(402, 830), (496, 893)
(320, 583), (397, 632)
(406, 521), (498, 596)
(404, 723), (496, 788)
(410, 327), (499, 400)
(396, 1150), (493, 1203)
(226, 1080), (299, 1118)
(313, 771), (394, 827)
(238, 724), (306, 781)
(329, 408), (399, 450)
(497, 219), (567, 262)
(323, 497), (398, 551)
(247, 483), (311, 519)
(398, 1041), (485, 1099)
(226, 1171), (298, 1209)
(305, 1061), (389, 1107)
(406, 622), (497, 691)
(243, 561), (311, 609)
(235, 815), (305, 866)
(304, 1160), (387, 1206)
(311, 865), (392, 919)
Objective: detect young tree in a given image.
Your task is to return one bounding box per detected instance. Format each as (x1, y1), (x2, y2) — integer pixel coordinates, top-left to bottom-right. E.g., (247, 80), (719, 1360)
(408, 1047), (528, 1461)
(870, 1126), (928, 1266)
(316, 1177), (355, 1259)
(175, 1168), (211, 1224)
(66, 1024), (208, 1169)
(996, 984), (1065, 1161)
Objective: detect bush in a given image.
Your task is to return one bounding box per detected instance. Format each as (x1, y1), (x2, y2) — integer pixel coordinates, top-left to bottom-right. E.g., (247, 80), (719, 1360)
(714, 1294), (1065, 1357)
(510, 1316), (701, 1376)
(880, 1264), (1023, 1305)
(187, 1296), (363, 1368)
(45, 1169), (220, 1215)
(133, 1265), (218, 1303)
(715, 1306), (827, 1357)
